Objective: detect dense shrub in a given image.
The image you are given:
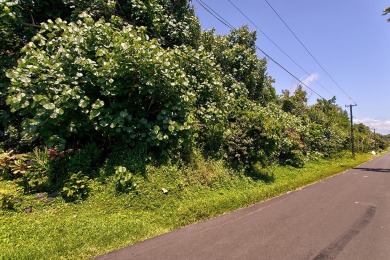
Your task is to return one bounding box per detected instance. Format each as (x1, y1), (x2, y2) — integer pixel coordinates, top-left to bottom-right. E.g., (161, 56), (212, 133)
(0, 192), (16, 211)
(0, 148), (50, 193)
(16, 147), (50, 193)
(1, 124), (34, 153)
(0, 0), (202, 147)
(67, 143), (102, 176)
(113, 166), (137, 193)
(223, 107), (268, 167)
(221, 102), (305, 168)
(6, 16), (224, 153)
(306, 98), (350, 157)
(61, 172), (90, 202)
(0, 150), (27, 180)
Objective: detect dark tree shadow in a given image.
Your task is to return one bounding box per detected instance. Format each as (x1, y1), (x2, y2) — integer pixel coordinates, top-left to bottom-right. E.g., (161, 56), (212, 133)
(246, 163), (275, 183)
(246, 170), (275, 183)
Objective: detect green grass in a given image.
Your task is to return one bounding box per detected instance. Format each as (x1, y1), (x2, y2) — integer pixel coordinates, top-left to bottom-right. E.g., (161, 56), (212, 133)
(0, 152), (376, 259)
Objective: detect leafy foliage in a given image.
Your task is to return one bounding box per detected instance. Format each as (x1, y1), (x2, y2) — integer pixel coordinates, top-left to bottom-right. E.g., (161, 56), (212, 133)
(6, 16), (223, 151)
(0, 191), (16, 210)
(45, 147), (73, 190)
(16, 147), (50, 193)
(61, 172), (90, 202)
(307, 97), (349, 157)
(200, 27), (276, 105)
(0, 150), (27, 179)
(67, 143), (101, 175)
(113, 166), (137, 193)
(1, 0), (201, 146)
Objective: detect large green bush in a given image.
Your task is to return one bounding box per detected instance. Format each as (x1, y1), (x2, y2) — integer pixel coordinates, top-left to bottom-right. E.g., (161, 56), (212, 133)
(6, 16), (223, 150)
(221, 101), (305, 168)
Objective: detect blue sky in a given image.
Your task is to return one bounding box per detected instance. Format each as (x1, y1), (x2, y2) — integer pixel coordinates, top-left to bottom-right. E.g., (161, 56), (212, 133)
(191, 0), (390, 134)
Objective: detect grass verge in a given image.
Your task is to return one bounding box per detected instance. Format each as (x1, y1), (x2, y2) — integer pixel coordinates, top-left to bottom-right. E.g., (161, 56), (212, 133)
(0, 152), (377, 259)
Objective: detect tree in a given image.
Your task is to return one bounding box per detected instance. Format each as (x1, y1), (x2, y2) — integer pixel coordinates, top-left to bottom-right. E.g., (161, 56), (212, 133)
(280, 85), (308, 118)
(200, 26), (276, 105)
(197, 26), (277, 158)
(306, 97), (350, 157)
(353, 123), (372, 152)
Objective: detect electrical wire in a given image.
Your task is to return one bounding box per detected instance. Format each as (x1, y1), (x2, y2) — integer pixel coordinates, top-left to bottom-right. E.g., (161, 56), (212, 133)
(227, 0), (334, 98)
(194, 0), (326, 100)
(256, 46), (325, 99)
(196, 0), (235, 30)
(198, 1), (380, 135)
(263, 0), (357, 105)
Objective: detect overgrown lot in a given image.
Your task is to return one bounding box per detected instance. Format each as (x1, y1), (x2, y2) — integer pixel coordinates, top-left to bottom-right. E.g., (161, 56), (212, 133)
(1, 1), (388, 259)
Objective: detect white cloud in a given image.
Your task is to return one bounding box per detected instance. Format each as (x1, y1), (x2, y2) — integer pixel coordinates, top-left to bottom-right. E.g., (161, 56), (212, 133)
(354, 118), (390, 135)
(289, 73), (320, 95)
(301, 73), (319, 87)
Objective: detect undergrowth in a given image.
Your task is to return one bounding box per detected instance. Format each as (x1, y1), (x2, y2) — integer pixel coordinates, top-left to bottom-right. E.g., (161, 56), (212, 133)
(0, 151), (377, 260)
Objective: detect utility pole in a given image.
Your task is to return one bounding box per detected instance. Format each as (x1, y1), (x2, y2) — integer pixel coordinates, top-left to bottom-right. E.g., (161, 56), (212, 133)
(373, 128), (377, 152)
(346, 104), (357, 157)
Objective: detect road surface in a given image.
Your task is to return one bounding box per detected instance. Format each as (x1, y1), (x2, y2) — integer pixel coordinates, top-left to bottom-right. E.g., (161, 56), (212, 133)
(96, 152), (390, 259)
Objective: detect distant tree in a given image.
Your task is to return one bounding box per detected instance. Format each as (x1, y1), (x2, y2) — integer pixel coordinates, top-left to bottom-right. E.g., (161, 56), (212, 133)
(353, 123), (372, 152)
(306, 97), (349, 157)
(378, 134), (390, 150)
(280, 85), (308, 118)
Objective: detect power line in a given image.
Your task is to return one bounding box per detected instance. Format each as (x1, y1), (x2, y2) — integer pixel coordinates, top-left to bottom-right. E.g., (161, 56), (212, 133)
(195, 0), (326, 100)
(257, 46), (325, 99)
(196, 0), (234, 30)
(263, 0), (357, 105)
(227, 0), (334, 99)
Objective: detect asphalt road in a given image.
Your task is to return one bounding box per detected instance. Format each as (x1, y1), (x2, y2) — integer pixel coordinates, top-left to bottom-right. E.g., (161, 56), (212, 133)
(96, 152), (390, 260)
